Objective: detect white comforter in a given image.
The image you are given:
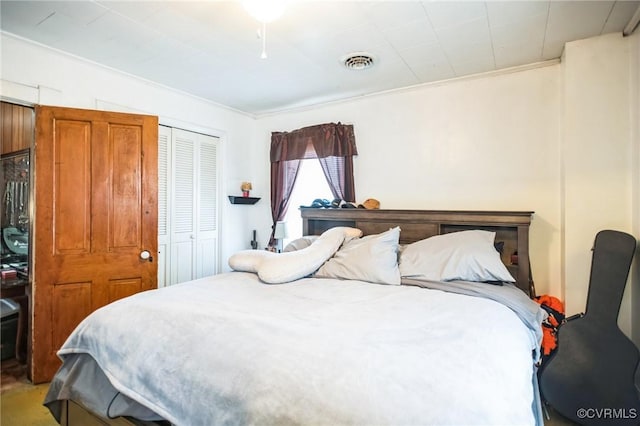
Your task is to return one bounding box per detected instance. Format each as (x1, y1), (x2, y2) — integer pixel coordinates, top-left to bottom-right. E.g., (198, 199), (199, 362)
(57, 273), (538, 426)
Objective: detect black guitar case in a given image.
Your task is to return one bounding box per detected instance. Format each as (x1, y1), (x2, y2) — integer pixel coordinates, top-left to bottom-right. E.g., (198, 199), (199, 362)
(539, 230), (640, 425)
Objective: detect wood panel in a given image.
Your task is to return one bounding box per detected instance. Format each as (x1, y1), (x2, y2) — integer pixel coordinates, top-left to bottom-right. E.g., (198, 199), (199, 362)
(1, 102), (34, 154)
(109, 124), (142, 250)
(51, 282), (92, 349)
(54, 120), (91, 254)
(108, 278), (142, 304)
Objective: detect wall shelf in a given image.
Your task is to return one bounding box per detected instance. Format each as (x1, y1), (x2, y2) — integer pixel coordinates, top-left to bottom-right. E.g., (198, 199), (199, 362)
(228, 196), (260, 205)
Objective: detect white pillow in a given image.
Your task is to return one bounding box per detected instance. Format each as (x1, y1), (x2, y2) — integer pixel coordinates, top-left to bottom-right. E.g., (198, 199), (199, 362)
(258, 227), (363, 284)
(399, 230), (515, 283)
(283, 235), (318, 252)
(228, 249), (276, 273)
(315, 227), (401, 285)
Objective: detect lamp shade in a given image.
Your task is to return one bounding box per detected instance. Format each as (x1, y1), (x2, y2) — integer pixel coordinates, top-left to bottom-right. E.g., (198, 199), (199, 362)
(274, 221), (288, 239)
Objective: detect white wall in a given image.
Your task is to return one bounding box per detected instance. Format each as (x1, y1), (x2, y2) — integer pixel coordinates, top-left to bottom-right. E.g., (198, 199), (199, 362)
(561, 32), (638, 337)
(255, 64), (564, 299)
(0, 33), (256, 268)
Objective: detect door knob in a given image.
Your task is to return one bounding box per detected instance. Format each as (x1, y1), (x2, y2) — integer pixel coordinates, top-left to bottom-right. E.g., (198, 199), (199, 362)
(140, 250), (153, 262)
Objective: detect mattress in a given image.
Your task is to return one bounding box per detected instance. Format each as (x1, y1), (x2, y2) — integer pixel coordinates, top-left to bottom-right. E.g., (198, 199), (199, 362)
(45, 271), (544, 425)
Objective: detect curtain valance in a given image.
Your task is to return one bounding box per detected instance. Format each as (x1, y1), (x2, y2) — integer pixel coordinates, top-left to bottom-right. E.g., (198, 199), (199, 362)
(270, 122), (357, 162)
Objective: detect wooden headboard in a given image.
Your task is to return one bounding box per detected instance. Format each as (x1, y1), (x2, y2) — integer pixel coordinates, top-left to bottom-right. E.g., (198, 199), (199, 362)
(301, 208), (535, 298)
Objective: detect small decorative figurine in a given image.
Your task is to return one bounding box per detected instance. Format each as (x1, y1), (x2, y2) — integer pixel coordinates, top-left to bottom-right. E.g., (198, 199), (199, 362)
(241, 181), (252, 197)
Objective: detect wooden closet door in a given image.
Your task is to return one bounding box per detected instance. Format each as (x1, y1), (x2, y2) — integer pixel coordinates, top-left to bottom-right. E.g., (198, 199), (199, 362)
(32, 106), (158, 384)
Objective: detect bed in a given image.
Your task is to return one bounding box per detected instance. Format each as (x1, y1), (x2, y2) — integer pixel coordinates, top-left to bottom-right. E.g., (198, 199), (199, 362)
(44, 209), (545, 426)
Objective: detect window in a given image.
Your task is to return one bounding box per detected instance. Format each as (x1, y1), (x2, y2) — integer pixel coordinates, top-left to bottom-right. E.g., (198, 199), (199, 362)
(283, 159), (332, 246)
(269, 122), (357, 246)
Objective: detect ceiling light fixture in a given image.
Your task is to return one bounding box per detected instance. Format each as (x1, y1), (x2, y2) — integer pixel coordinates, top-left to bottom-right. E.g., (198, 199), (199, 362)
(243, 0), (286, 59)
(243, 0), (286, 23)
(342, 52), (375, 70)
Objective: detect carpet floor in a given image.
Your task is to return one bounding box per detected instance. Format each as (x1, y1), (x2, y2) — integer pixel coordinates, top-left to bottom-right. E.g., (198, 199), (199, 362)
(1, 358), (57, 426)
(1, 382), (58, 426)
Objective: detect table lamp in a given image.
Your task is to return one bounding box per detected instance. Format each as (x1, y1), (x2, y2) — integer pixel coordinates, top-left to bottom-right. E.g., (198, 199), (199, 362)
(274, 221), (288, 253)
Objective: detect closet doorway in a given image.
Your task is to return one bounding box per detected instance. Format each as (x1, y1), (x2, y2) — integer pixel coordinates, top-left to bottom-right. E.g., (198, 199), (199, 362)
(158, 126), (219, 287)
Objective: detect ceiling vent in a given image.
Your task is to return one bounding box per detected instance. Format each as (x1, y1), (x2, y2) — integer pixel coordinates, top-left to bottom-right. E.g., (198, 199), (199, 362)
(342, 52), (375, 70)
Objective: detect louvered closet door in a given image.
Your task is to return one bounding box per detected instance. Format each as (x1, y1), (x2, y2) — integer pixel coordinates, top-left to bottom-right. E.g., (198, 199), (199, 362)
(171, 129), (196, 284)
(157, 126), (171, 287)
(196, 138), (218, 278)
(168, 128), (219, 285)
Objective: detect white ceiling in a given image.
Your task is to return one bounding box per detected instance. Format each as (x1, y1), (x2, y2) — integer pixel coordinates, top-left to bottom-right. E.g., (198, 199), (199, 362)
(1, 1), (639, 116)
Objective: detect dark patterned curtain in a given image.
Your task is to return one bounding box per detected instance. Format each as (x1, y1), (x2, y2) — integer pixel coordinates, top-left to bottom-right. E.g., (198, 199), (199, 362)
(270, 158), (301, 239)
(269, 122), (358, 243)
